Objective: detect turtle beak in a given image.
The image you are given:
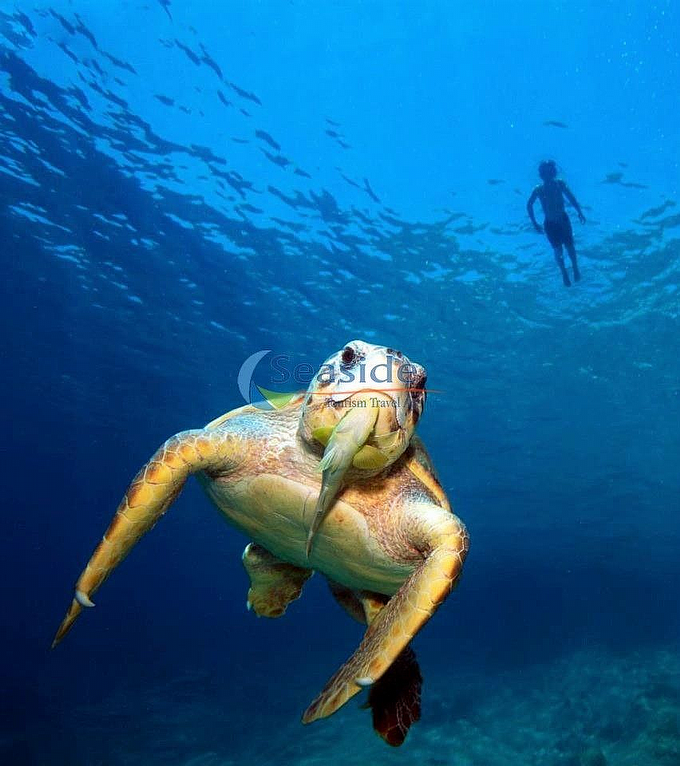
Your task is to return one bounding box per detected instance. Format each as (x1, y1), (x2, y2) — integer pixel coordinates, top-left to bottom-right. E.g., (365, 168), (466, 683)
(411, 371), (427, 422)
(378, 356), (423, 430)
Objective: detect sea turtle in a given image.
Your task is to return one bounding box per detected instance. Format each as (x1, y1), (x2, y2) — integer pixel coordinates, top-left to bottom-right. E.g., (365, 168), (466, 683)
(53, 340), (469, 746)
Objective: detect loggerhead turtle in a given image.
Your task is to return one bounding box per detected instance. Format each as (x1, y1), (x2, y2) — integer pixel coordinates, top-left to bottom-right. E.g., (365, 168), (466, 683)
(53, 340), (469, 746)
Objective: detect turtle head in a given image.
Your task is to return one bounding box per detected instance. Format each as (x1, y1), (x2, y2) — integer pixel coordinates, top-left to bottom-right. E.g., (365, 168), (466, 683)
(299, 340), (427, 466)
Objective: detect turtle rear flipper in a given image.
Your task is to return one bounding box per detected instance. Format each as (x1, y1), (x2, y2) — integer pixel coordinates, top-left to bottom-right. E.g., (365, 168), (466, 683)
(242, 543), (312, 618)
(363, 645), (422, 746)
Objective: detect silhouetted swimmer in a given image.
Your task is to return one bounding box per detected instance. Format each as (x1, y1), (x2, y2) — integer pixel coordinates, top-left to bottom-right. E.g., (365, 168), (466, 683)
(527, 160), (586, 287)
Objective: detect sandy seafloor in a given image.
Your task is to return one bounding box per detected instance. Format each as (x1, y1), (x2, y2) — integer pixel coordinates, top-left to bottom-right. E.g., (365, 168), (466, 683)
(7, 645), (678, 765)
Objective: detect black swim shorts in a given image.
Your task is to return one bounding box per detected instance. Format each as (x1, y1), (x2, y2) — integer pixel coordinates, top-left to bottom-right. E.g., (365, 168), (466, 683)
(544, 213), (574, 248)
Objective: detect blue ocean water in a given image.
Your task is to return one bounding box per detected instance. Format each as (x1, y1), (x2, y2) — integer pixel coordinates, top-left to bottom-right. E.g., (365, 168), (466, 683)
(2, 1), (679, 764)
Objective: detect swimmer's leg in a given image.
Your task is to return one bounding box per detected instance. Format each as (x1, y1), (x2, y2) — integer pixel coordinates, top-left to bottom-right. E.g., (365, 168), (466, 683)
(566, 243), (580, 282)
(553, 245), (571, 287)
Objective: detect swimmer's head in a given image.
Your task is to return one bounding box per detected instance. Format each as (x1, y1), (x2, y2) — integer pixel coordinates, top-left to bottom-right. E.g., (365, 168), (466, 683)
(538, 160), (557, 181)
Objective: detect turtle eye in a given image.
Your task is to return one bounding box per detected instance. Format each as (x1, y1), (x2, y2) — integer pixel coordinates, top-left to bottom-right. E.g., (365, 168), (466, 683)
(341, 345), (356, 366)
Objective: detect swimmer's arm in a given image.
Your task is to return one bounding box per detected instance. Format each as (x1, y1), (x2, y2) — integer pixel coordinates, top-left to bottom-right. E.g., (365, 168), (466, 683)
(559, 181), (586, 223)
(526, 188), (542, 232)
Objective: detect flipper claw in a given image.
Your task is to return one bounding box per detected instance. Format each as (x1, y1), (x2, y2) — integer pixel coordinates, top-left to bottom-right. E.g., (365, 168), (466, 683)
(75, 589), (95, 608)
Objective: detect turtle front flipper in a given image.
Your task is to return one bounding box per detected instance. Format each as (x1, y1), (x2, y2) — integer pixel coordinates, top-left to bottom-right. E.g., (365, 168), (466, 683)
(302, 507), (469, 724)
(242, 543), (312, 618)
(306, 404), (379, 556)
(327, 582), (422, 746)
(52, 429), (241, 647)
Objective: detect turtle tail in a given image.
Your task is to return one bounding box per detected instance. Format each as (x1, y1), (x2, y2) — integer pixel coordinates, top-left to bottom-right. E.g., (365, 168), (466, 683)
(52, 429), (237, 648)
